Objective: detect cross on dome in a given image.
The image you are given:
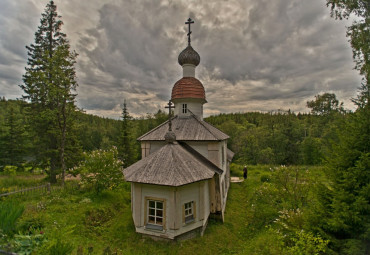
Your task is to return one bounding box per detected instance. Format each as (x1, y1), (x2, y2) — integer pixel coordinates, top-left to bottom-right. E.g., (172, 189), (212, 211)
(165, 100), (175, 131)
(185, 18), (194, 45)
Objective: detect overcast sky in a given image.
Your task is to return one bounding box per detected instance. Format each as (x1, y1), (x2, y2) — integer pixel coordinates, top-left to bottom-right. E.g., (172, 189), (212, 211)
(0, 0), (362, 118)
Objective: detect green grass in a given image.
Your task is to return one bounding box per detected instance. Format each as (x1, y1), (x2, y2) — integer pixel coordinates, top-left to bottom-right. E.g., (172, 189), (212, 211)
(0, 174), (47, 194)
(0, 165), (329, 254)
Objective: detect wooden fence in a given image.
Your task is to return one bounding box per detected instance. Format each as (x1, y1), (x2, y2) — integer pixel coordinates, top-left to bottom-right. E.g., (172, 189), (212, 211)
(0, 250), (18, 255)
(0, 183), (51, 198)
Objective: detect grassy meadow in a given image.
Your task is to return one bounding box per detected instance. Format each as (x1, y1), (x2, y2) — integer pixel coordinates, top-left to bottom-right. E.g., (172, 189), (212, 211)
(0, 164), (329, 254)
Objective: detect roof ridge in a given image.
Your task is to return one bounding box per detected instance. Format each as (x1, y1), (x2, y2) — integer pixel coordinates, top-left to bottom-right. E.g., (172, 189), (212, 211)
(202, 118), (230, 139)
(187, 109), (220, 140)
(137, 115), (177, 141)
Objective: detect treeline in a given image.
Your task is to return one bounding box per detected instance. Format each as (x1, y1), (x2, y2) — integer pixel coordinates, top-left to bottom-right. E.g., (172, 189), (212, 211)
(206, 109), (344, 165)
(0, 93), (347, 171)
(0, 97), (167, 172)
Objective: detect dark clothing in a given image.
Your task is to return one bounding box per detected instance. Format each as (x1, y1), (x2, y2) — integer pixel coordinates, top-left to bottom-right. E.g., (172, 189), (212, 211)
(243, 167), (248, 179)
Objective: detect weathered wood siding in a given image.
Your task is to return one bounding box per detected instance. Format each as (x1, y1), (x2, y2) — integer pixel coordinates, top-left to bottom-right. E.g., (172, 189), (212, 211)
(132, 181), (211, 239)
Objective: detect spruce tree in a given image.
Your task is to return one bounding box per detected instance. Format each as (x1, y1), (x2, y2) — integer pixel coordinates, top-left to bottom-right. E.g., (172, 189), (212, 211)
(20, 1), (80, 184)
(4, 106), (26, 167)
(118, 100), (134, 167)
(313, 1), (370, 253)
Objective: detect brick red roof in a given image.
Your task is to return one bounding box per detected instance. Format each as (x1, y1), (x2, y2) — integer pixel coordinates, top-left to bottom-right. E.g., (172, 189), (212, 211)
(171, 77), (206, 101)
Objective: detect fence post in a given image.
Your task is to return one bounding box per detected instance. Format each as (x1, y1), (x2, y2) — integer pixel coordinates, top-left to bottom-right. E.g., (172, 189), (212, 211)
(47, 183), (51, 193)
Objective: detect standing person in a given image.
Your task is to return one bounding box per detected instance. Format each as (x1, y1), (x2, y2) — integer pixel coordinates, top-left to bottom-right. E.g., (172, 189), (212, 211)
(243, 166), (248, 180)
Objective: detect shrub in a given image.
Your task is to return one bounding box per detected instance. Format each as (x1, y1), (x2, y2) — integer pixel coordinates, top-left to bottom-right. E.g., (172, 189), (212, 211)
(74, 147), (123, 194)
(10, 228), (46, 254)
(3, 165), (17, 176)
(260, 174), (271, 183)
(282, 230), (329, 255)
(272, 166), (311, 209)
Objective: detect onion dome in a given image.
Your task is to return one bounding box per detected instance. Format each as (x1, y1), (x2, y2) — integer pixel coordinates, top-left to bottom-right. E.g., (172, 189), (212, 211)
(178, 45), (200, 66)
(171, 77), (206, 102)
(164, 130), (176, 143)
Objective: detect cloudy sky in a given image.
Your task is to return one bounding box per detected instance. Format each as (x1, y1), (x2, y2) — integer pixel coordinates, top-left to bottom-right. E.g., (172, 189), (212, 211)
(0, 0), (362, 118)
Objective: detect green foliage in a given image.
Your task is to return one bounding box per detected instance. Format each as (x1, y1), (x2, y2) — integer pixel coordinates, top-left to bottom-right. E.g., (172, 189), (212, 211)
(9, 228), (46, 255)
(309, 75), (370, 254)
(84, 208), (113, 228)
(20, 1), (81, 183)
(38, 225), (75, 255)
(118, 101), (135, 167)
(3, 165), (17, 176)
(272, 166), (311, 209)
(260, 174), (271, 183)
(206, 109), (341, 165)
(76, 147), (123, 193)
(243, 229), (284, 255)
(301, 137), (322, 165)
(0, 165), (334, 254)
(306, 93), (344, 115)
(327, 0), (369, 82)
(282, 230), (329, 255)
(0, 175), (46, 190)
(0, 201), (24, 236)
(0, 99), (30, 170)
(306, 6), (370, 247)
(44, 238), (74, 255)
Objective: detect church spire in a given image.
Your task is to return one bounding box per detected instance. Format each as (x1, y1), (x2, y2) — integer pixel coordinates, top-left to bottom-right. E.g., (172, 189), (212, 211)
(178, 18), (200, 77)
(171, 18), (206, 120)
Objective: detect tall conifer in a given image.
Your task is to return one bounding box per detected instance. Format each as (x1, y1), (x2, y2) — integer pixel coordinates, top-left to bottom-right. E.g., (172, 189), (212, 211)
(20, 1), (80, 184)
(118, 100), (134, 167)
(314, 1), (370, 253)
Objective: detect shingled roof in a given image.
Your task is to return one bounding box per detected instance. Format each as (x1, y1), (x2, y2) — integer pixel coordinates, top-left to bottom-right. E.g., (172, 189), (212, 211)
(138, 115), (229, 141)
(227, 148), (235, 161)
(123, 141), (223, 186)
(171, 77), (206, 102)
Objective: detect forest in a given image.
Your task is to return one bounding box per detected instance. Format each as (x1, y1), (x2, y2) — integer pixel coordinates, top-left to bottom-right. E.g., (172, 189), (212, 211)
(0, 0), (369, 254)
(0, 93), (348, 170)
(1, 89), (369, 254)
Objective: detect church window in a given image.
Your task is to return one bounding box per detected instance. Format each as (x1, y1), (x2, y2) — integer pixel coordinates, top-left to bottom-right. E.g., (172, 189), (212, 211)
(182, 104), (187, 113)
(183, 201), (195, 224)
(146, 198), (165, 231)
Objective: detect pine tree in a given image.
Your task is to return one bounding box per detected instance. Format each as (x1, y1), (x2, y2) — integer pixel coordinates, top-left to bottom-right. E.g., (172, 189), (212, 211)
(20, 1), (80, 184)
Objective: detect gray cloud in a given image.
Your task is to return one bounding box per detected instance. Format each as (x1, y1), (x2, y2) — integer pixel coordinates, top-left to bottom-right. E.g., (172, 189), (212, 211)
(0, 0), (362, 118)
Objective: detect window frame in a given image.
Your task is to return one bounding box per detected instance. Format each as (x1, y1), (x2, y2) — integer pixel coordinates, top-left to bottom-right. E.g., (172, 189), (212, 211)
(182, 104), (187, 114)
(145, 197), (166, 231)
(183, 201), (196, 224)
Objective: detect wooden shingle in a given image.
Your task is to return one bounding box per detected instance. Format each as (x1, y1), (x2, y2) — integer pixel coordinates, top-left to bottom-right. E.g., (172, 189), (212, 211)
(227, 148), (235, 161)
(123, 141), (222, 186)
(138, 115), (229, 141)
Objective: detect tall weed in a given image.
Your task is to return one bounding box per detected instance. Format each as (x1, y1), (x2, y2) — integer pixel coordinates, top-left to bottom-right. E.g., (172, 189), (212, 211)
(0, 201), (24, 235)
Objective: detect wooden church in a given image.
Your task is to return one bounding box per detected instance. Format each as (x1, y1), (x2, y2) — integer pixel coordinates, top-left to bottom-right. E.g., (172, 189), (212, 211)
(123, 19), (234, 240)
